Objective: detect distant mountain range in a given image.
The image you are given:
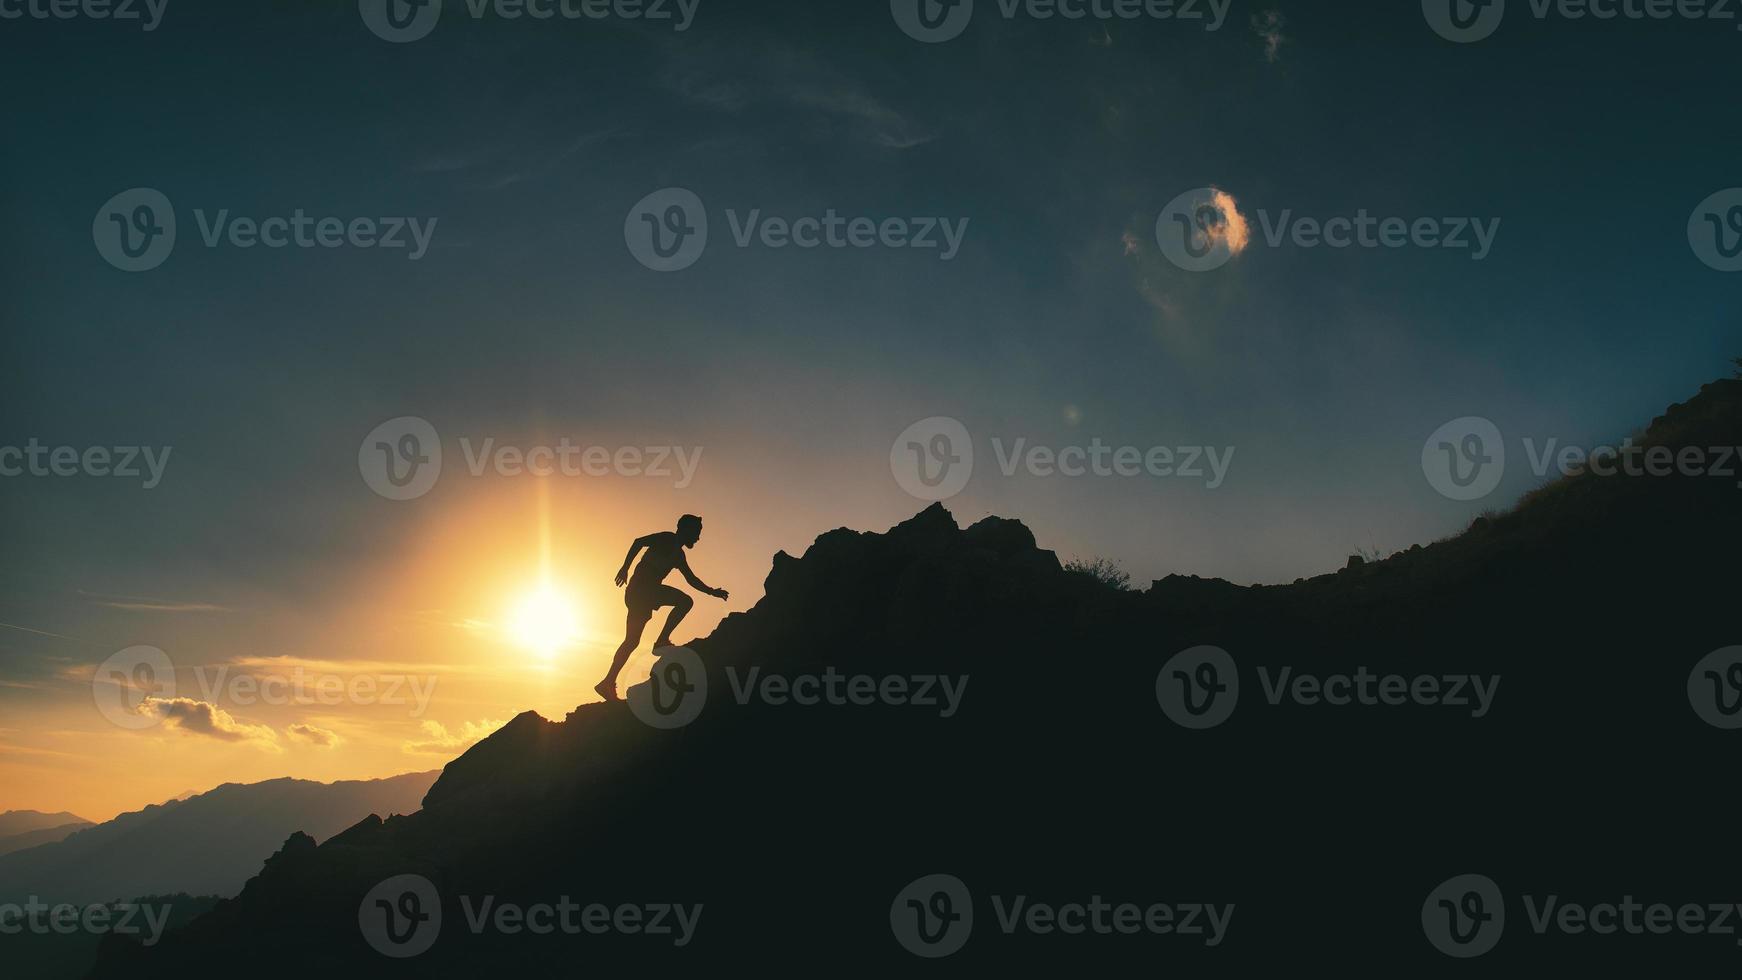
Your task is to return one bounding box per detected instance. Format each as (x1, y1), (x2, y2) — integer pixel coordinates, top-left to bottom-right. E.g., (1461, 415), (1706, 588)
(0, 772), (438, 906)
(0, 810), (89, 838)
(0, 820), (93, 858)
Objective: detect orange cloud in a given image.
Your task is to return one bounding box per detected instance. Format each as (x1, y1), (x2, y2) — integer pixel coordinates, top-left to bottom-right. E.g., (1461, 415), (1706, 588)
(1205, 188), (1251, 256)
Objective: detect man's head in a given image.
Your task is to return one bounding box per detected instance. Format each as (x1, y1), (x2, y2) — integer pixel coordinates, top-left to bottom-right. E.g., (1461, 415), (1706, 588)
(676, 514), (703, 547)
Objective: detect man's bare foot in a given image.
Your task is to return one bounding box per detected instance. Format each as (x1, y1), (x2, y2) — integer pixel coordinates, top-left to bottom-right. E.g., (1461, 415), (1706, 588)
(594, 679), (619, 702)
(653, 638), (679, 651)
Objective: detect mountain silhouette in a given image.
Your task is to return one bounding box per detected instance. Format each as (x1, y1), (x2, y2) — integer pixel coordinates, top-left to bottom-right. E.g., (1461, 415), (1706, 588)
(94, 380), (1742, 974)
(0, 821), (93, 858)
(0, 811), (92, 857)
(0, 772), (436, 908)
(0, 810), (90, 839)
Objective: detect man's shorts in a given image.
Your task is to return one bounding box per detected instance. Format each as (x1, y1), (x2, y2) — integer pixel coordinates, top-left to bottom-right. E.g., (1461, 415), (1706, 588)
(626, 581), (687, 615)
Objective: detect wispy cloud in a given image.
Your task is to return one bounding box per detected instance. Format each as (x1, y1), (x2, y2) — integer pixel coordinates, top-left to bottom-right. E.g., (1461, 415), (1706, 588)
(411, 129), (618, 191)
(665, 72), (748, 111)
(228, 653), (493, 678)
(0, 621), (75, 640)
(287, 723), (341, 748)
(1252, 10), (1287, 63)
(663, 42), (935, 150)
(80, 591), (227, 614)
(1137, 277), (1183, 320)
(788, 87), (935, 149)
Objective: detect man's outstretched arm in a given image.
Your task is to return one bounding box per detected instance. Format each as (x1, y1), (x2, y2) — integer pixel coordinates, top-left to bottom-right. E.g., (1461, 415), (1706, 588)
(676, 553), (729, 600)
(614, 535), (652, 587)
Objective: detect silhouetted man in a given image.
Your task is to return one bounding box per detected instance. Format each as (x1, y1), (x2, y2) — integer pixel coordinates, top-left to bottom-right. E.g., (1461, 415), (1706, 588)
(595, 514), (729, 701)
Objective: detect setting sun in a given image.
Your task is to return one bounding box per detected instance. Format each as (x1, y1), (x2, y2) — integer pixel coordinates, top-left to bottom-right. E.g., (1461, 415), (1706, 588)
(509, 584), (580, 658)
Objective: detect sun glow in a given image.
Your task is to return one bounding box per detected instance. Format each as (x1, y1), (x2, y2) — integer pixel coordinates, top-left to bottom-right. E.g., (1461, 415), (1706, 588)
(509, 584), (579, 658)
(504, 479), (584, 659)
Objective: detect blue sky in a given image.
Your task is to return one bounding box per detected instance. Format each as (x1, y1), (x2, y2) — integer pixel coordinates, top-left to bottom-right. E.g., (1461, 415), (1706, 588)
(3, 0), (1740, 819)
(2, 0), (1738, 630)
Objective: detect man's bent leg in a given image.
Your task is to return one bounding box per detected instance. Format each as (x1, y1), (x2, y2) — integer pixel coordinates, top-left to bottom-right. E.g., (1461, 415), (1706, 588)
(654, 589), (694, 648)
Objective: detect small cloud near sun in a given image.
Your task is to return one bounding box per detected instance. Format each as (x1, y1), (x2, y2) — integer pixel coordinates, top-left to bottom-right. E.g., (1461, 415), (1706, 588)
(1121, 230), (1141, 256)
(1252, 10), (1287, 63)
(1203, 187), (1252, 257)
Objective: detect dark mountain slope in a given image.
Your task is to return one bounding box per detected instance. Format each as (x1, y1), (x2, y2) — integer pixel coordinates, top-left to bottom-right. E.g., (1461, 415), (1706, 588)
(96, 380), (1742, 975)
